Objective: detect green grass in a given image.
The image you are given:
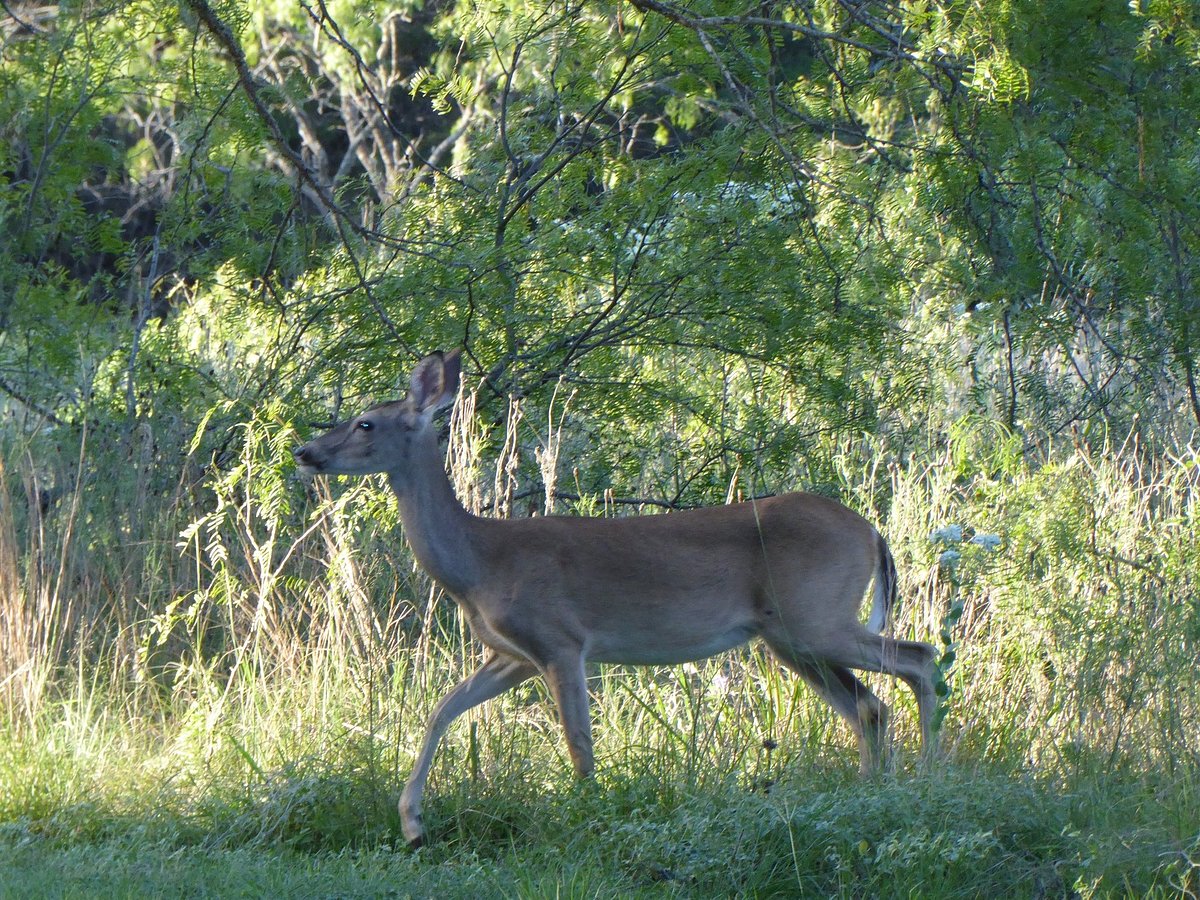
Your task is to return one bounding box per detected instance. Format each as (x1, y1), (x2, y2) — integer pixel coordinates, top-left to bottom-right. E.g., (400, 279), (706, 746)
(1, 763), (1195, 897)
(1, 658), (1197, 897)
(2, 421), (1199, 896)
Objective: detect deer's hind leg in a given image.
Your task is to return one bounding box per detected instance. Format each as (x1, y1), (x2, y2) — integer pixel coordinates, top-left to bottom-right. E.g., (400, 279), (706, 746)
(765, 641), (889, 774)
(818, 629), (940, 760)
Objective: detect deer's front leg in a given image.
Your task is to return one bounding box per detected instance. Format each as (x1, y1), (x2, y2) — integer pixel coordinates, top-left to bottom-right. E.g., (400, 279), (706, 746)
(400, 653), (536, 846)
(543, 656), (594, 777)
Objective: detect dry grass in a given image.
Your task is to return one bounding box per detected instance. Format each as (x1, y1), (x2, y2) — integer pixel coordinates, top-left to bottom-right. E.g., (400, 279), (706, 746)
(1, 399), (1197, 895)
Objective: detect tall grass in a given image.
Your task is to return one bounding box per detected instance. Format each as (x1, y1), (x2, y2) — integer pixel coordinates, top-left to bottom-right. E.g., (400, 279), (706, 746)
(1, 395), (1198, 895)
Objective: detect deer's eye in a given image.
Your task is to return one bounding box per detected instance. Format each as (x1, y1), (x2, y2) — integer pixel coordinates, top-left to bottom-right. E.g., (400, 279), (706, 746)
(357, 420), (374, 431)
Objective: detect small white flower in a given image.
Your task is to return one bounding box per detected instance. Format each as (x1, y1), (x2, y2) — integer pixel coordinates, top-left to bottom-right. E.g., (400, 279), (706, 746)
(969, 533), (1001, 551)
(930, 524), (963, 544)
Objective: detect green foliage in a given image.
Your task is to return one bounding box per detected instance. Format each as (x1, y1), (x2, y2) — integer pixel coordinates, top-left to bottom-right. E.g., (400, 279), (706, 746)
(2, 0), (1200, 892)
(4, 401), (1199, 885)
(5, 0), (1199, 475)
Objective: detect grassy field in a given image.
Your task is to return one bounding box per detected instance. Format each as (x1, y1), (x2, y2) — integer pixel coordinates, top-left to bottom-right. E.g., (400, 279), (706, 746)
(2, 419), (1198, 897)
(1, 765), (1194, 898)
(1, 671), (1196, 898)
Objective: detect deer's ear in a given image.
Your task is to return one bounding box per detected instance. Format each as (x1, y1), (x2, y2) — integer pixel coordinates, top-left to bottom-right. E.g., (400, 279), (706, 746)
(409, 351), (460, 413)
(441, 349), (462, 398)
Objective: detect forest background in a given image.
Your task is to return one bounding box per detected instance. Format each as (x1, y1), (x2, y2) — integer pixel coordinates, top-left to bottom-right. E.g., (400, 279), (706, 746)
(1, 0), (1199, 895)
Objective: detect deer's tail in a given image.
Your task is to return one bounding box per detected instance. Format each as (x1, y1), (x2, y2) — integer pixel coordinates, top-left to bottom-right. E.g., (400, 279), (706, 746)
(867, 531), (897, 634)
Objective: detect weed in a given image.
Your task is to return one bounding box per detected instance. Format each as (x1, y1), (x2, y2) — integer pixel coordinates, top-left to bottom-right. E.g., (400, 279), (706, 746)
(1, 408), (1197, 895)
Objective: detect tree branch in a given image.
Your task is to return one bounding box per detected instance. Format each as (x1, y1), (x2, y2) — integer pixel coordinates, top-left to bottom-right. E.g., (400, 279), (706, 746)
(183, 0), (350, 221)
(626, 0), (964, 78)
(0, 376), (65, 426)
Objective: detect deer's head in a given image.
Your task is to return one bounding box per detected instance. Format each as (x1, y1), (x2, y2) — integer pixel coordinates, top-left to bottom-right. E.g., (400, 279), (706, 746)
(293, 349), (461, 477)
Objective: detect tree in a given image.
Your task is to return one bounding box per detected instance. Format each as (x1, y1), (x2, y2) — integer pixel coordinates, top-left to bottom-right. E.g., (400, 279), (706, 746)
(2, 0), (1197, 491)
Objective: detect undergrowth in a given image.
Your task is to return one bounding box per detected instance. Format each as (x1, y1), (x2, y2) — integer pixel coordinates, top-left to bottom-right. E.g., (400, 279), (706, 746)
(1, 406), (1198, 897)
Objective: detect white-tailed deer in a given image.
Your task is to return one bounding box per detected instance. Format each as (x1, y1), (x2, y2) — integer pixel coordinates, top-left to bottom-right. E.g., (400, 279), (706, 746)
(293, 350), (938, 846)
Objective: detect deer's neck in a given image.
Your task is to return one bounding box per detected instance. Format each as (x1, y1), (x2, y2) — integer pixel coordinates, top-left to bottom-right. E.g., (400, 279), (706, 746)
(387, 432), (482, 597)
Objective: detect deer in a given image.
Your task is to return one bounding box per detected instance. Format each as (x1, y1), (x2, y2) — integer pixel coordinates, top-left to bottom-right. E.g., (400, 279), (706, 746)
(293, 349), (939, 846)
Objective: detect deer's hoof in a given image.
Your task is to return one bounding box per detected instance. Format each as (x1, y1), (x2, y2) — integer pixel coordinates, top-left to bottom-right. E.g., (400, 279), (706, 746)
(400, 797), (424, 847)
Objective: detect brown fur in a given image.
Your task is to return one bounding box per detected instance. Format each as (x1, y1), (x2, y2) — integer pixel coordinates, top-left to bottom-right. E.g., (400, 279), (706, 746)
(294, 350), (938, 846)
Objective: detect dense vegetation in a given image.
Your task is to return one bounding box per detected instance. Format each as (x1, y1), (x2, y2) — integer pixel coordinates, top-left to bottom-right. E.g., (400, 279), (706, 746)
(2, 0), (1198, 895)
